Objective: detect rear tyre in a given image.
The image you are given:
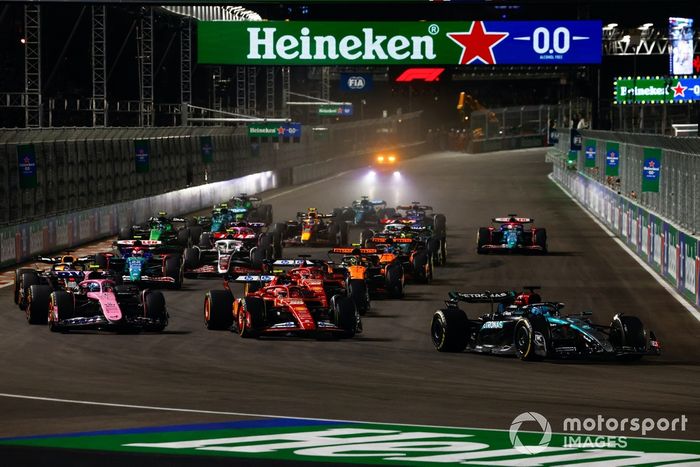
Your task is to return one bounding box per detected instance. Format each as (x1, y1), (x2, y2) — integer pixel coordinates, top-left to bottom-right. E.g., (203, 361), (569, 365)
(183, 247), (200, 270)
(177, 228), (191, 247)
(238, 297), (265, 338)
(49, 291), (75, 332)
(118, 226), (133, 240)
(144, 291), (168, 331)
(339, 221), (350, 246)
(412, 250), (432, 284)
(360, 229), (374, 247)
(19, 271), (39, 310)
(14, 268), (35, 305)
(534, 228), (548, 253)
(431, 309), (469, 352)
(95, 253), (110, 270)
(27, 285), (51, 325)
(328, 223), (340, 247)
(386, 263), (404, 299)
(189, 226), (203, 246)
(332, 295), (358, 338)
(198, 232), (212, 249)
(476, 228), (490, 255)
(433, 214), (447, 237)
(204, 290), (234, 330)
(348, 279), (370, 316)
(164, 255), (184, 289)
(272, 230), (283, 259)
(273, 222), (288, 239)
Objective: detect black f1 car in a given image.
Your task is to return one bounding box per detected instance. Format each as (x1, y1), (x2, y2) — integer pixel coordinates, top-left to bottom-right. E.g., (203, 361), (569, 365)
(476, 215), (547, 254)
(431, 288), (661, 361)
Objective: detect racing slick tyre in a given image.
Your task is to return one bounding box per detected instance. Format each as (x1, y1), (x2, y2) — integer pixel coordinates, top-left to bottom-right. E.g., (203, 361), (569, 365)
(95, 253), (110, 270)
(339, 221), (350, 246)
(348, 279), (370, 316)
(49, 290), (75, 332)
(14, 268), (35, 305)
(273, 222), (288, 238)
(27, 285), (51, 325)
(204, 290), (234, 330)
(431, 308), (469, 352)
(412, 250), (433, 284)
(433, 214), (447, 237)
(177, 228), (192, 247)
(360, 229), (374, 247)
(328, 222), (341, 247)
(144, 291), (168, 332)
(118, 226), (133, 240)
(514, 319), (544, 361)
(186, 218), (197, 227)
(272, 230), (283, 260)
(198, 232), (212, 249)
(427, 237), (445, 267)
(250, 247), (267, 269)
(476, 228), (490, 255)
(332, 295), (358, 338)
(183, 247), (200, 270)
(263, 204), (274, 225)
(610, 315), (647, 361)
(189, 225), (203, 246)
(386, 263), (404, 299)
(164, 255), (184, 290)
(238, 297), (265, 338)
(534, 228), (548, 254)
(19, 271), (39, 310)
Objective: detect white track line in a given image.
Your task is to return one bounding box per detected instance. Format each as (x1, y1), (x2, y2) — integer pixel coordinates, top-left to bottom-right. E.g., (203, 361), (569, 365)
(0, 392), (697, 442)
(549, 174), (700, 323)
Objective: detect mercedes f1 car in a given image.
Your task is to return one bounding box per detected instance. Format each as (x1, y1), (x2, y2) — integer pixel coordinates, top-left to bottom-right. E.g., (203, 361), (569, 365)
(95, 240), (184, 289)
(203, 269), (361, 338)
(431, 288), (661, 361)
(476, 215), (547, 254)
(281, 208), (350, 247)
(43, 278), (168, 332)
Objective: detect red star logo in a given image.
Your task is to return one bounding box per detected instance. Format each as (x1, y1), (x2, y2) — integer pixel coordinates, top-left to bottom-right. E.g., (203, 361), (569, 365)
(672, 81), (687, 97)
(648, 160), (655, 167)
(694, 55), (700, 74)
(447, 21), (509, 65)
(277, 126), (286, 135)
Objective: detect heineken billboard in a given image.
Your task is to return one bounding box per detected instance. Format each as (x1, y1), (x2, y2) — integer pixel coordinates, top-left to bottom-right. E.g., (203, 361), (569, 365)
(614, 76), (700, 104)
(198, 20), (602, 65)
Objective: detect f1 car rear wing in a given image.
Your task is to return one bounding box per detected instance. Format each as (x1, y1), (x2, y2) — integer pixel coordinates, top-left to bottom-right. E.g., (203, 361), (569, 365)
(115, 240), (163, 247)
(397, 204), (433, 211)
(448, 291), (515, 303)
(328, 247), (380, 256)
(368, 237), (414, 244)
(233, 275), (276, 282)
(492, 216), (533, 223)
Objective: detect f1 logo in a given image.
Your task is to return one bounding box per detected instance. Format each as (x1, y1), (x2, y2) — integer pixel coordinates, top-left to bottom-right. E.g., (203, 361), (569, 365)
(395, 68), (445, 82)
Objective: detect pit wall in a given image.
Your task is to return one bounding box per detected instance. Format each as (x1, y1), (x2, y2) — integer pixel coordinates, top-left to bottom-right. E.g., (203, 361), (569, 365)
(548, 151), (700, 311)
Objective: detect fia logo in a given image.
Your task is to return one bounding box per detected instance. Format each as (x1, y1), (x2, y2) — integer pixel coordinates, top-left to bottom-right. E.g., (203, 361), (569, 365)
(346, 76), (366, 90)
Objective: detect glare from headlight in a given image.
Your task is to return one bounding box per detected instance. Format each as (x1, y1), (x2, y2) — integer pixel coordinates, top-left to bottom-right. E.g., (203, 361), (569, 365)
(388, 155), (396, 162)
(377, 155), (385, 163)
(393, 171), (401, 178)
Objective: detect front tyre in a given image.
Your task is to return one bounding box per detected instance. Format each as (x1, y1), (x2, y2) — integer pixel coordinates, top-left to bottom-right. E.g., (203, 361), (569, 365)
(431, 309), (469, 352)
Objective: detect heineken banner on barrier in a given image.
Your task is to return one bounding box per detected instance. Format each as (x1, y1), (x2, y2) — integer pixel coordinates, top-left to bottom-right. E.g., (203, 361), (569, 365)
(605, 141), (620, 176)
(134, 140), (150, 173)
(248, 122), (302, 139)
(318, 105), (353, 116)
(584, 139), (596, 168)
(614, 75), (700, 104)
(642, 147), (662, 192)
(567, 150), (578, 167)
(17, 143), (38, 189)
(198, 20), (602, 65)
(200, 135), (214, 164)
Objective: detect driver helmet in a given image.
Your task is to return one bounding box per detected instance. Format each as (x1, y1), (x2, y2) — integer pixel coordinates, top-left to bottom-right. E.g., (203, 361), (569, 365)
(132, 247), (144, 257)
(87, 282), (100, 292)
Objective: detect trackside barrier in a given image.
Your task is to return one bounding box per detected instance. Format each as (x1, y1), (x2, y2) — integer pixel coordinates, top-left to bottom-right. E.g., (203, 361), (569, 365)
(0, 171), (277, 268)
(549, 150), (700, 311)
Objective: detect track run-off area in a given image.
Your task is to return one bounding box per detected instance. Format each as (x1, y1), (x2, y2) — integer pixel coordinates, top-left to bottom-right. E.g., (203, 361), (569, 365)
(1, 148), (699, 466)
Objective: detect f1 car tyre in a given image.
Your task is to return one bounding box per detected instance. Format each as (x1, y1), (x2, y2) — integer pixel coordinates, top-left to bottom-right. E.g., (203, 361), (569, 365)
(144, 291), (168, 331)
(199, 232), (212, 249)
(386, 263), (404, 299)
(238, 297), (265, 338)
(514, 318), (545, 361)
(412, 250), (432, 283)
(610, 315), (647, 360)
(95, 253), (110, 270)
(534, 228), (548, 253)
(360, 229), (374, 247)
(272, 230), (283, 260)
(348, 279), (370, 316)
(189, 225), (203, 246)
(433, 214), (447, 238)
(27, 285), (51, 325)
(118, 226), (133, 240)
(328, 222), (341, 247)
(186, 218), (198, 227)
(49, 290), (75, 332)
(258, 232), (272, 250)
(476, 228), (490, 255)
(273, 222), (288, 238)
(177, 228), (191, 247)
(19, 271), (39, 310)
(14, 268), (35, 305)
(332, 295), (358, 338)
(428, 237), (446, 267)
(431, 308), (469, 352)
(164, 255), (183, 289)
(339, 221), (350, 246)
(183, 247), (200, 270)
(204, 290), (234, 330)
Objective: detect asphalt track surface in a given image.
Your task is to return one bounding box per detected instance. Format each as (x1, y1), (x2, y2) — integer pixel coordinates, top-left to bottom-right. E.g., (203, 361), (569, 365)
(1, 148), (699, 463)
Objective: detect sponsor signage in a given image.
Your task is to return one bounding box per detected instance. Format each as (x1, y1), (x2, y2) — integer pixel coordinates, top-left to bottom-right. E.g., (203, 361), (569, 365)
(17, 143), (38, 189)
(395, 67), (445, 82)
(569, 129), (582, 151)
(200, 135), (214, 164)
(567, 150), (578, 167)
(248, 122), (302, 139)
(134, 140), (150, 173)
(614, 76), (700, 104)
(642, 147), (662, 193)
(340, 73), (372, 92)
(669, 17), (694, 75)
(318, 104), (353, 116)
(584, 140), (596, 168)
(198, 20), (602, 65)
(605, 141), (620, 177)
